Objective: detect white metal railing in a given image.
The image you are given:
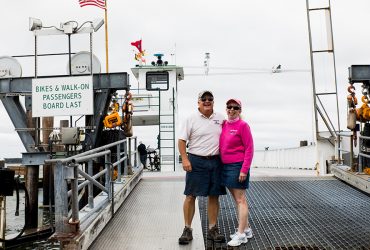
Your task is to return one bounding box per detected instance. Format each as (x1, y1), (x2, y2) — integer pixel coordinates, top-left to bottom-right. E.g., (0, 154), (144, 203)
(45, 136), (139, 234)
(252, 145), (316, 170)
(337, 132), (369, 172)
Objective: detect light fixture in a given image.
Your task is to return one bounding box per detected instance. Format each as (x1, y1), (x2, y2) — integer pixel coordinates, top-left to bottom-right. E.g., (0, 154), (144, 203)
(92, 18), (104, 32)
(29, 17), (42, 31)
(60, 22), (75, 34)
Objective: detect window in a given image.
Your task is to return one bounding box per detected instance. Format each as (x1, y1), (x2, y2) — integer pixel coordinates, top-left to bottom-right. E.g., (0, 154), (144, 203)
(146, 71), (169, 91)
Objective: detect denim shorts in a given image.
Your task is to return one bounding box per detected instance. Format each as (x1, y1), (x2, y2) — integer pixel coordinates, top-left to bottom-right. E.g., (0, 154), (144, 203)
(184, 154), (226, 197)
(221, 162), (250, 189)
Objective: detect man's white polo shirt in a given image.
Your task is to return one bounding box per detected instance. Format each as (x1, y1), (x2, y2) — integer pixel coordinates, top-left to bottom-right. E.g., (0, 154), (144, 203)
(178, 110), (224, 156)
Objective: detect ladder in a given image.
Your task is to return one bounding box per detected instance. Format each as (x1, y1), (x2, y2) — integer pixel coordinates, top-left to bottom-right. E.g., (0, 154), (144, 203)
(306, 0), (340, 144)
(158, 88), (176, 171)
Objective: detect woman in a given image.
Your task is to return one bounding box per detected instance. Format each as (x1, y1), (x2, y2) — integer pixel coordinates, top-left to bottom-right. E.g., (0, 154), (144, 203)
(219, 99), (254, 247)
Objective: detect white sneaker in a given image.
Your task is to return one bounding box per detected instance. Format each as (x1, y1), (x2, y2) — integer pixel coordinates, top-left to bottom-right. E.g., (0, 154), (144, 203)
(227, 232), (248, 247)
(230, 227), (253, 239)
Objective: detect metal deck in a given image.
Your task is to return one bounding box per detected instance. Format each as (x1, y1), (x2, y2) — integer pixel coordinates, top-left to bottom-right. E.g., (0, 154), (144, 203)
(200, 177), (370, 249)
(88, 169), (370, 250)
(89, 175), (204, 250)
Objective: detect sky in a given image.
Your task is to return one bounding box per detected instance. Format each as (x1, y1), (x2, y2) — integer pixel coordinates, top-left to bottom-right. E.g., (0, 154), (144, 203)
(1, 0), (370, 158)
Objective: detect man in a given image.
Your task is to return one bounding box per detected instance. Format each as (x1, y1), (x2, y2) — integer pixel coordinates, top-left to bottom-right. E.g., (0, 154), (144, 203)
(137, 141), (147, 169)
(178, 90), (226, 245)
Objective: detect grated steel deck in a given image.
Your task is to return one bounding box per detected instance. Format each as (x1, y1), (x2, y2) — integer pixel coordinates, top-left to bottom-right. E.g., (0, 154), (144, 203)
(89, 177), (204, 250)
(199, 177), (370, 250)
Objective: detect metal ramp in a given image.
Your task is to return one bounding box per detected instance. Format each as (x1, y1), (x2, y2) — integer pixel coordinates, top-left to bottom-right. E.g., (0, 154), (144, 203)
(89, 175), (204, 250)
(199, 176), (370, 249)
(87, 169), (370, 249)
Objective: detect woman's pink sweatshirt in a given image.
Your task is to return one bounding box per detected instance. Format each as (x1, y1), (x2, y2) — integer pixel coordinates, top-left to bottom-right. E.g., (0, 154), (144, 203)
(219, 119), (254, 174)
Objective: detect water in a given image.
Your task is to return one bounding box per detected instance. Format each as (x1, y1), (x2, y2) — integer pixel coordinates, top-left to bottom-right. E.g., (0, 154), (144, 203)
(4, 189), (59, 249)
(5, 190), (28, 236)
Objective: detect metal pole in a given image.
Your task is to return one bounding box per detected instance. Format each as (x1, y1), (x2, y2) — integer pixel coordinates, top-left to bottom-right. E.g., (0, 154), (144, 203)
(71, 164), (79, 225)
(105, 154), (111, 199)
(158, 89), (161, 165)
(128, 138), (132, 167)
(116, 144), (121, 181)
(328, 0), (341, 134)
(90, 32), (93, 75)
(104, 1), (109, 73)
(336, 135), (341, 163)
(68, 34), (72, 75)
(68, 34), (72, 127)
(350, 135), (354, 171)
(88, 160), (94, 209)
(34, 35), (38, 78)
(0, 196), (5, 249)
(123, 140), (128, 176)
(54, 161), (70, 234)
(173, 87), (176, 171)
(306, 0), (319, 141)
(134, 138), (137, 167)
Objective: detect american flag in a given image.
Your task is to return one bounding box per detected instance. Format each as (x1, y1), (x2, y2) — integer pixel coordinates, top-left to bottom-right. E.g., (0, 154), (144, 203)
(79, 0), (106, 9)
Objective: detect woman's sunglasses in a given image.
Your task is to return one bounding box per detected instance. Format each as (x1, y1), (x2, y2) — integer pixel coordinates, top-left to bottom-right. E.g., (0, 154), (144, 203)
(227, 106), (240, 110)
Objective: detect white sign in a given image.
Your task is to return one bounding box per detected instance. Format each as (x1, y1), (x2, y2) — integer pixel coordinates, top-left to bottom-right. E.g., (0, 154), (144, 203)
(32, 76), (93, 117)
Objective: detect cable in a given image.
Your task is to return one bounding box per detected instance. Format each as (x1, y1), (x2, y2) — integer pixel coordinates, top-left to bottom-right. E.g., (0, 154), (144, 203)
(75, 21), (92, 32)
(15, 177), (19, 216)
(41, 25), (63, 32)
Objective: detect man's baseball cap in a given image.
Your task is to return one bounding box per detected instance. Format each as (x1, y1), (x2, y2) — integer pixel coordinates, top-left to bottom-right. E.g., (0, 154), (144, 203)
(198, 90), (213, 99)
(226, 98), (242, 108)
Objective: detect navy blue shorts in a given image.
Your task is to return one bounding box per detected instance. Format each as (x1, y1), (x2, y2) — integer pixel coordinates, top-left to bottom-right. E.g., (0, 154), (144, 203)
(221, 162), (250, 189)
(184, 154), (227, 197)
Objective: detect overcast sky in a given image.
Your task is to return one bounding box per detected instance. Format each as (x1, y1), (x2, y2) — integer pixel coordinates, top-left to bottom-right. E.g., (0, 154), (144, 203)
(1, 0), (370, 158)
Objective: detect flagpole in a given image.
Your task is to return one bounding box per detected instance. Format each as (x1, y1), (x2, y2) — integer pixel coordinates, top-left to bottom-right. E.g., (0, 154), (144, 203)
(104, 0), (109, 73)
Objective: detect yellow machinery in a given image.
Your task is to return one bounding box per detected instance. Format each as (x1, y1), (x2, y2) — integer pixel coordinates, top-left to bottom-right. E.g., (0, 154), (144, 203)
(103, 91), (133, 133)
(103, 112), (122, 128)
(103, 99), (122, 128)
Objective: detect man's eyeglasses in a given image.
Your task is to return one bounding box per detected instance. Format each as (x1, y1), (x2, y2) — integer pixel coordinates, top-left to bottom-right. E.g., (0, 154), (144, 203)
(200, 97), (214, 102)
(227, 106), (240, 110)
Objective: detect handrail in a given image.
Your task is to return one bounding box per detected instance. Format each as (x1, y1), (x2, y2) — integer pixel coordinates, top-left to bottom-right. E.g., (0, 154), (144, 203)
(73, 150), (111, 163)
(52, 135), (139, 235)
(358, 152), (370, 159)
(337, 132), (352, 137)
(45, 139), (127, 164)
(337, 131), (370, 172)
(358, 135), (370, 140)
(67, 168), (107, 197)
(336, 133), (353, 169)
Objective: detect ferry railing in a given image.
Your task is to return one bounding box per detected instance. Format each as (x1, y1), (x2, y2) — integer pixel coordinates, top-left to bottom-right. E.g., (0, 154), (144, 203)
(45, 136), (139, 235)
(123, 88), (160, 112)
(336, 132), (370, 172)
(337, 132), (354, 169)
(357, 134), (370, 172)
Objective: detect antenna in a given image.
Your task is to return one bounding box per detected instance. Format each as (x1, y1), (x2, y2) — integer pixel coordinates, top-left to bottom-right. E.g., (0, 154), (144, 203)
(151, 54), (168, 66)
(204, 52), (210, 75)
